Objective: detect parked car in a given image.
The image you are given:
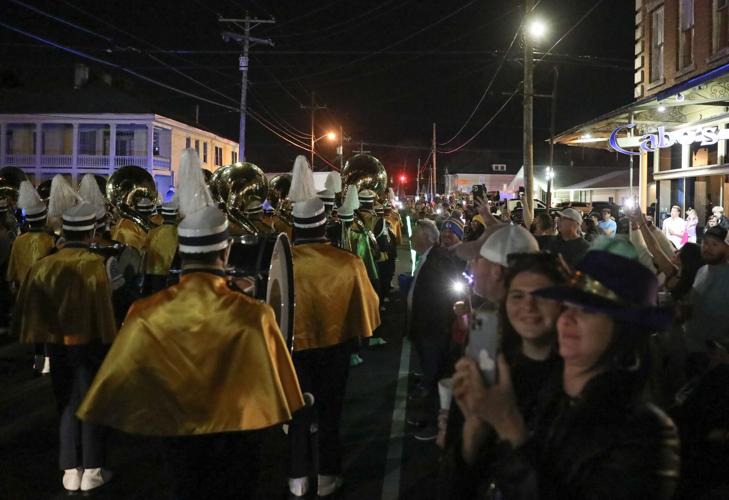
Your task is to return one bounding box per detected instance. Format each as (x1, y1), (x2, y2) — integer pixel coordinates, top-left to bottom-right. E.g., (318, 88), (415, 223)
(590, 201), (623, 219)
(555, 201), (591, 215)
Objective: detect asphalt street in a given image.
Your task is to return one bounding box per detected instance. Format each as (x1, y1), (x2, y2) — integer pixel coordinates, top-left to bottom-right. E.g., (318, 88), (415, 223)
(0, 246), (443, 500)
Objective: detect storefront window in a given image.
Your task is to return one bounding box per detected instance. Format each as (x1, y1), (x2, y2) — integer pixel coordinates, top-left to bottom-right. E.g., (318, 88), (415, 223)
(714, 0), (729, 52)
(691, 143), (718, 167)
(659, 143), (682, 171)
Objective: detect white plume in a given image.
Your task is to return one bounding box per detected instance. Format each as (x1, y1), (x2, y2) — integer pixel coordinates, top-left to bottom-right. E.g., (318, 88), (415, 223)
(177, 148), (215, 217)
(288, 155), (317, 203)
(17, 181), (43, 210)
(48, 175), (82, 218)
(325, 171), (342, 194)
(341, 184), (360, 212)
(78, 174), (106, 210)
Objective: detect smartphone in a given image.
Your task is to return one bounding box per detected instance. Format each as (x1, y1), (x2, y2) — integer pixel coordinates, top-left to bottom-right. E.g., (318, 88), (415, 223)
(472, 184), (485, 203)
(465, 310), (500, 386)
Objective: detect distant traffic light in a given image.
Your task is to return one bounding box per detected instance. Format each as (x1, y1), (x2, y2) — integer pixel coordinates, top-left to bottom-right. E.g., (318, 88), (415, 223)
(400, 174), (406, 183)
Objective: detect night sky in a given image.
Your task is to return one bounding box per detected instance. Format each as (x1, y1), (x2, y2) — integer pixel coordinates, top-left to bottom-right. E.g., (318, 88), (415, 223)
(1, 0), (635, 189)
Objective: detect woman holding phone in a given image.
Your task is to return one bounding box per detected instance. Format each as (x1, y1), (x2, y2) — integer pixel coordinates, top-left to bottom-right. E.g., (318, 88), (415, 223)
(439, 252), (568, 496)
(448, 251), (680, 500)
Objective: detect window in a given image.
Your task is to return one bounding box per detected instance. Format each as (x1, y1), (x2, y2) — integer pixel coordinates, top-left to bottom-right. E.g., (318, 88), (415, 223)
(679, 0), (694, 69)
(650, 6), (664, 83)
(203, 142), (208, 163)
(214, 146), (223, 166)
(232, 151), (238, 163)
(185, 137), (191, 149)
(79, 130), (97, 155)
(715, 0), (729, 52)
(491, 164), (506, 172)
(194, 139), (200, 154)
(116, 130), (134, 156)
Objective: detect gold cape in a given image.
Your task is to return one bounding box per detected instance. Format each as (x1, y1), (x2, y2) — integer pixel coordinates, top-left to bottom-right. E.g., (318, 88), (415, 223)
(144, 224), (178, 275)
(386, 213), (403, 245)
(149, 213), (164, 226)
(271, 214), (293, 240)
(12, 247), (117, 345)
(111, 218), (147, 251)
(292, 243), (380, 351)
(6, 231), (55, 286)
(77, 272), (304, 436)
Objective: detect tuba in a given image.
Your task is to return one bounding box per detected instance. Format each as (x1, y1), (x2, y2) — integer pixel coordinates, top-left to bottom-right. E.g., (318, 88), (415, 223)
(106, 165), (159, 231)
(210, 162), (269, 235)
(0, 166), (29, 206)
(341, 154), (388, 200)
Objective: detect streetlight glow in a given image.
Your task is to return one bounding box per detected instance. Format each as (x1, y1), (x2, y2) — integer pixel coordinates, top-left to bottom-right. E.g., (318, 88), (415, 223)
(527, 19), (547, 39)
(326, 131), (337, 141)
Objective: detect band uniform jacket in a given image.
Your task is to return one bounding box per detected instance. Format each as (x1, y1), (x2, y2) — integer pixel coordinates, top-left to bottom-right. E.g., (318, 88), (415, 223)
(12, 246), (117, 346)
(111, 218), (147, 251)
(77, 271), (304, 436)
(6, 229), (55, 286)
(386, 212), (403, 245)
(144, 223), (178, 276)
(292, 242), (380, 351)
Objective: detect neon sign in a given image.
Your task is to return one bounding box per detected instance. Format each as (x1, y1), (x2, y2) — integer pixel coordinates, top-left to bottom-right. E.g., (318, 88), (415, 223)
(609, 123), (725, 156)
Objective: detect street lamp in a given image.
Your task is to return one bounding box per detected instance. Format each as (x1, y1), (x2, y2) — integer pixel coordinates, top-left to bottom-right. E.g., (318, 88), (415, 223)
(311, 131), (337, 168)
(527, 18), (547, 39)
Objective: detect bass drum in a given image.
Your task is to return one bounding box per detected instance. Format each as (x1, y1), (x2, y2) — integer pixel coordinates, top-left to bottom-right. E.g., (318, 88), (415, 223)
(228, 233), (295, 350)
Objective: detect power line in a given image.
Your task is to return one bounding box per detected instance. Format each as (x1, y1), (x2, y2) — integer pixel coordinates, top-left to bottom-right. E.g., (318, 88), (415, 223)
(439, 22), (521, 146)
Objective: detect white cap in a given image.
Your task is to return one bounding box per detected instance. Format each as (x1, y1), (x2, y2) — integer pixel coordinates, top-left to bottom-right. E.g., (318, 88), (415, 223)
(178, 206), (230, 253)
(289, 155), (317, 203)
(479, 225), (539, 266)
(358, 189), (376, 204)
(135, 198), (155, 214)
(48, 174), (82, 219)
(557, 207), (583, 224)
(292, 198), (327, 229)
(713, 206), (724, 214)
(62, 202), (97, 232)
(317, 189), (335, 206)
(95, 206), (107, 230)
(244, 200), (263, 215)
(160, 200), (179, 217)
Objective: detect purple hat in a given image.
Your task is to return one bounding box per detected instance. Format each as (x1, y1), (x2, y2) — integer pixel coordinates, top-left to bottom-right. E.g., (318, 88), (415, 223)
(533, 251), (672, 331)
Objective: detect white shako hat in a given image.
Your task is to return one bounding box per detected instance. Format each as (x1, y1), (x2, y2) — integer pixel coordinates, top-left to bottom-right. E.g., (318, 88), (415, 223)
(0, 198), (8, 214)
(177, 147), (228, 253)
(358, 189), (376, 206)
(135, 197), (155, 214)
(78, 174), (106, 209)
(316, 188), (335, 208)
(160, 200), (179, 218)
(62, 202), (97, 232)
(244, 199), (263, 216)
(48, 174), (82, 219)
(178, 206), (230, 253)
(337, 185), (360, 223)
(293, 198), (327, 229)
(17, 181), (47, 222)
(95, 206), (107, 230)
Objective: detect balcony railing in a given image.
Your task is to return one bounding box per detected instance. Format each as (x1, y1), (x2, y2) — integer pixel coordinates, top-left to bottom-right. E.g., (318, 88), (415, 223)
(153, 157), (171, 169)
(2, 153), (155, 170)
(77, 155), (111, 168)
(115, 155), (148, 167)
(40, 155), (73, 168)
(5, 154), (35, 166)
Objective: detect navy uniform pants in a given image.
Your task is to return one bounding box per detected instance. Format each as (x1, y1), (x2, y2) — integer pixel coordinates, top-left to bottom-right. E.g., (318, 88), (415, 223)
(289, 340), (354, 478)
(48, 343), (107, 470)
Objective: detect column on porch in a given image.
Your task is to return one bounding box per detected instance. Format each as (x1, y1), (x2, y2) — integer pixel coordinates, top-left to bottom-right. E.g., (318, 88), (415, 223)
(34, 123), (42, 183)
(71, 123), (79, 185)
(0, 122), (5, 166)
(109, 123), (116, 176)
(639, 151), (648, 211)
(146, 123), (154, 174)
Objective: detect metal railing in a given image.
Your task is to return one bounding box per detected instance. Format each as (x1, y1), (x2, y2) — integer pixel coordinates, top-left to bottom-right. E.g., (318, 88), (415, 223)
(5, 154), (35, 166)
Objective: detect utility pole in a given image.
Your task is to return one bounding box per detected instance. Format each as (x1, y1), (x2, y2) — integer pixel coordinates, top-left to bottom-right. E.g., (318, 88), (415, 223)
(416, 157), (421, 199)
(547, 66), (559, 208)
(432, 123), (437, 199)
(301, 91), (327, 169)
(523, 0), (535, 226)
(220, 15), (275, 162)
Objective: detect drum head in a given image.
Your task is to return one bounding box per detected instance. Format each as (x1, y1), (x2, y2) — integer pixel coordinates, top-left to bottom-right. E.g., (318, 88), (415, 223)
(117, 246), (143, 283)
(266, 233), (295, 351)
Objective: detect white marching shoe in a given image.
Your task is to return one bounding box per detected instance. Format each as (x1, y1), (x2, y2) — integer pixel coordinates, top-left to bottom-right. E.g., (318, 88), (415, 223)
(62, 468), (82, 492)
(288, 476), (309, 497)
(80, 468), (113, 492)
(317, 474), (343, 496)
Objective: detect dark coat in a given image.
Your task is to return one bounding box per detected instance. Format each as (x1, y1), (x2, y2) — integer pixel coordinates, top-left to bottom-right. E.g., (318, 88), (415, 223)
(409, 245), (462, 340)
(442, 370), (680, 500)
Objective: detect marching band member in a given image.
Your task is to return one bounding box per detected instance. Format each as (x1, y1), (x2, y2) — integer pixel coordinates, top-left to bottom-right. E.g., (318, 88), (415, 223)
(7, 181), (56, 373)
(287, 157), (381, 497)
(13, 201), (117, 494)
(143, 200), (179, 294)
(384, 203), (403, 246)
(47, 174), (82, 237)
(244, 199), (275, 234)
(150, 198), (165, 226)
(110, 198), (153, 251)
(77, 150), (303, 500)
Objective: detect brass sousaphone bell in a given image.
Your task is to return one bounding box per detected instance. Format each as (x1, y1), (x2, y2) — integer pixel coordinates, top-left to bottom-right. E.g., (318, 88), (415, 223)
(106, 165), (159, 231)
